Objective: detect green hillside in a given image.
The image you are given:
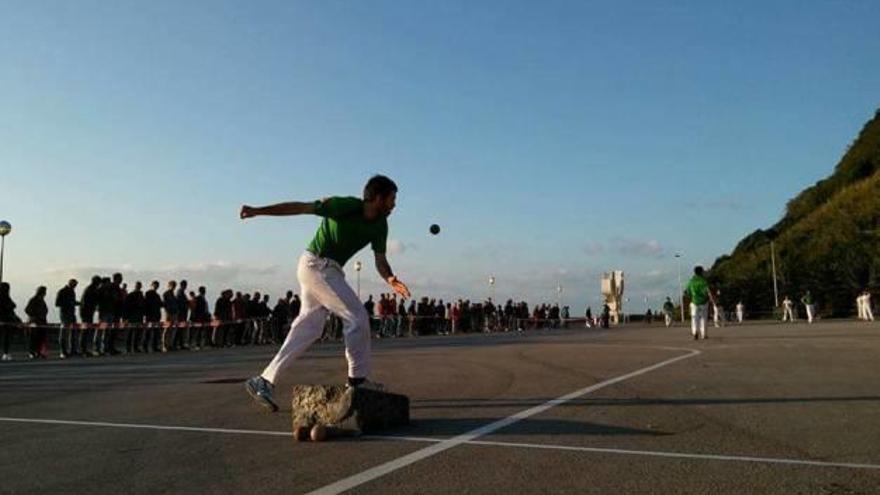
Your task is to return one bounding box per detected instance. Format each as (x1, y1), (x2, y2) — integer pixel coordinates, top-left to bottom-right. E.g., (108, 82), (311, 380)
(710, 109), (880, 316)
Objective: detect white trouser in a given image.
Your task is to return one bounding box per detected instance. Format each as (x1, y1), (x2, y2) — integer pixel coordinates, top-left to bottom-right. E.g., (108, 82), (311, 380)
(690, 303), (707, 338)
(736, 310), (743, 324)
(866, 301), (875, 322)
(664, 313), (672, 327)
(782, 306), (794, 322)
(713, 305), (723, 328)
(857, 298), (864, 320)
(261, 252), (372, 384)
(805, 304), (814, 323)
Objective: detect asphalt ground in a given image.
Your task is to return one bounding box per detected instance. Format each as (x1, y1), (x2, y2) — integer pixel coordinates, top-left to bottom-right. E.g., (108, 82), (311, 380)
(1, 319), (880, 494)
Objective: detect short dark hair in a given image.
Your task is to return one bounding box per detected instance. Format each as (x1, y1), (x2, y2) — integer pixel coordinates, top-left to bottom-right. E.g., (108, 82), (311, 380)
(363, 175), (398, 201)
(694, 266), (704, 276)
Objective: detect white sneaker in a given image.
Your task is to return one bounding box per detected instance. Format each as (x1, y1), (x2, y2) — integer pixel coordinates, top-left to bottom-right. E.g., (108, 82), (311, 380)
(1, 353), (10, 361)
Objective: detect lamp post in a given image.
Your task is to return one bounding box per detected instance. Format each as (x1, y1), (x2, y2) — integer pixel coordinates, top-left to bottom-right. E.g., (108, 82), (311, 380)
(675, 253), (684, 322)
(556, 283), (563, 308)
(354, 260), (363, 300)
(0, 221), (10, 284)
(488, 276), (495, 302)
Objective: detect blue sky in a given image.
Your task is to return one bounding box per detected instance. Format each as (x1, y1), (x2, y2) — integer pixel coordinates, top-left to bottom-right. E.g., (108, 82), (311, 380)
(2, 0), (879, 314)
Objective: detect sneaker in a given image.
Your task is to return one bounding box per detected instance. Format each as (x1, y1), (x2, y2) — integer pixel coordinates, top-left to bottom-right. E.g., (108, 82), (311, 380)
(245, 376), (278, 412)
(346, 378), (386, 392)
(1, 353), (11, 361)
(59, 353), (67, 360)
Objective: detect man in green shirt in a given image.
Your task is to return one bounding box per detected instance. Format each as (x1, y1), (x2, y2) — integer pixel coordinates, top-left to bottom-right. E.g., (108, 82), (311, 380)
(240, 175), (410, 412)
(685, 266), (716, 340)
(801, 291), (815, 324)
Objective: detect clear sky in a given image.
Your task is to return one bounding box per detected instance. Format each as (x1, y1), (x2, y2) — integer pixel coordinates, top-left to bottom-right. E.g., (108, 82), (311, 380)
(2, 0), (879, 315)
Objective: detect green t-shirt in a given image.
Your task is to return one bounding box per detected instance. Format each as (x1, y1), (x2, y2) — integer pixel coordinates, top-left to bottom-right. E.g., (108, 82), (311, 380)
(686, 275), (710, 306)
(306, 196), (388, 266)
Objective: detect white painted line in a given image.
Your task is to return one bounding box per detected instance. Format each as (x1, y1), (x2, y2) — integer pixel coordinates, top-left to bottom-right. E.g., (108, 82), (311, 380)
(0, 417), (294, 437)
(306, 348), (701, 495)
(0, 417), (446, 444)
(467, 439), (880, 471)
(4, 415), (877, 473)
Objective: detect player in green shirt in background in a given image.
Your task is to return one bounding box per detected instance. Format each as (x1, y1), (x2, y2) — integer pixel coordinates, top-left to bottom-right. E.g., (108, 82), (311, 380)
(685, 265), (716, 340)
(239, 175), (411, 412)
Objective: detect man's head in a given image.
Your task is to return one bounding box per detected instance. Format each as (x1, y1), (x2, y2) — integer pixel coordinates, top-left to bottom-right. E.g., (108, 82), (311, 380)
(199, 286), (206, 296)
(68, 279), (78, 289)
(168, 280), (177, 290)
(151, 280), (160, 290)
(134, 281), (142, 291)
(363, 175), (397, 218)
(694, 266), (704, 277)
(179, 280), (188, 290)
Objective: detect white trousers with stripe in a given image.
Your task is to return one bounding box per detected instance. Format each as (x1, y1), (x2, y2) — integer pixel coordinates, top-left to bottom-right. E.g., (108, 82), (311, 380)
(261, 252), (372, 384)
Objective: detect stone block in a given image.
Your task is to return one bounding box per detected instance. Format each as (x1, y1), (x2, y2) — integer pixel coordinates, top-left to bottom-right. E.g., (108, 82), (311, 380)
(291, 385), (410, 437)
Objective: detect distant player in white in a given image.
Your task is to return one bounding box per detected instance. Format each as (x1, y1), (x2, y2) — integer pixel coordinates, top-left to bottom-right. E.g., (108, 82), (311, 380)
(239, 175), (411, 412)
(712, 290), (724, 328)
(735, 301), (745, 324)
(865, 291), (875, 322)
(781, 296), (795, 322)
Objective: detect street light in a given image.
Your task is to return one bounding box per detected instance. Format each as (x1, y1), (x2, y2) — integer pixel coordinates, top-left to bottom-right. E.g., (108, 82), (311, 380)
(354, 260), (363, 299)
(0, 221), (11, 284)
(488, 276), (495, 301)
(675, 253), (684, 322)
(556, 283), (563, 308)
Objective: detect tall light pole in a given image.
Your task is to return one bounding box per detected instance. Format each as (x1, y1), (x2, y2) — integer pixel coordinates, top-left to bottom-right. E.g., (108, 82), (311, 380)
(354, 260), (363, 300)
(675, 253), (684, 322)
(0, 221), (11, 284)
(770, 241), (779, 308)
(488, 276), (495, 302)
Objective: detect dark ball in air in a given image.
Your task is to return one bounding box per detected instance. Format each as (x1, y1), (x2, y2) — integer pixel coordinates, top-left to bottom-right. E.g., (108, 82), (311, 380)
(430, 224), (441, 235)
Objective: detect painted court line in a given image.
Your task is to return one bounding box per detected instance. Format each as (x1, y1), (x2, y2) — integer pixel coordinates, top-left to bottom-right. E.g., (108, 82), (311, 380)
(306, 347), (702, 495)
(3, 415), (878, 473)
(467, 439), (880, 471)
(0, 416), (439, 444)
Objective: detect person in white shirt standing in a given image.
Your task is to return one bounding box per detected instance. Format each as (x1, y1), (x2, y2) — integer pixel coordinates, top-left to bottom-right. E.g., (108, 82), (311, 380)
(782, 296), (796, 322)
(735, 301), (745, 324)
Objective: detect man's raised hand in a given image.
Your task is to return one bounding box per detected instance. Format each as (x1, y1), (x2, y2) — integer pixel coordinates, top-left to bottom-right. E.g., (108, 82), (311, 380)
(240, 205), (256, 220)
(388, 276), (411, 300)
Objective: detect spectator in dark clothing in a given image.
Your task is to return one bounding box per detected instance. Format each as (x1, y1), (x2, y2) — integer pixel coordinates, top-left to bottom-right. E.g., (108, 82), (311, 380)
(162, 280), (178, 352)
(25, 286), (49, 359)
(124, 281), (145, 353)
(1, 282), (21, 361)
(105, 273), (124, 355)
(55, 279), (78, 358)
(143, 280), (163, 352)
(213, 289), (233, 347)
(232, 292), (245, 345)
(175, 280), (189, 350)
(272, 298), (290, 344)
(79, 275), (101, 355)
(190, 286), (210, 349)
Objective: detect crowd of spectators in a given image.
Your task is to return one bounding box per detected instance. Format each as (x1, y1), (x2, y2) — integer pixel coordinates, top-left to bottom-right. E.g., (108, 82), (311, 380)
(0, 274), (587, 362)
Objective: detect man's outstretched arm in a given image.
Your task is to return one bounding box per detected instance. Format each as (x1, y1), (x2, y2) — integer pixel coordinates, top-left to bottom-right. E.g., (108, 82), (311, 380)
(375, 253), (411, 299)
(240, 201), (316, 219)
